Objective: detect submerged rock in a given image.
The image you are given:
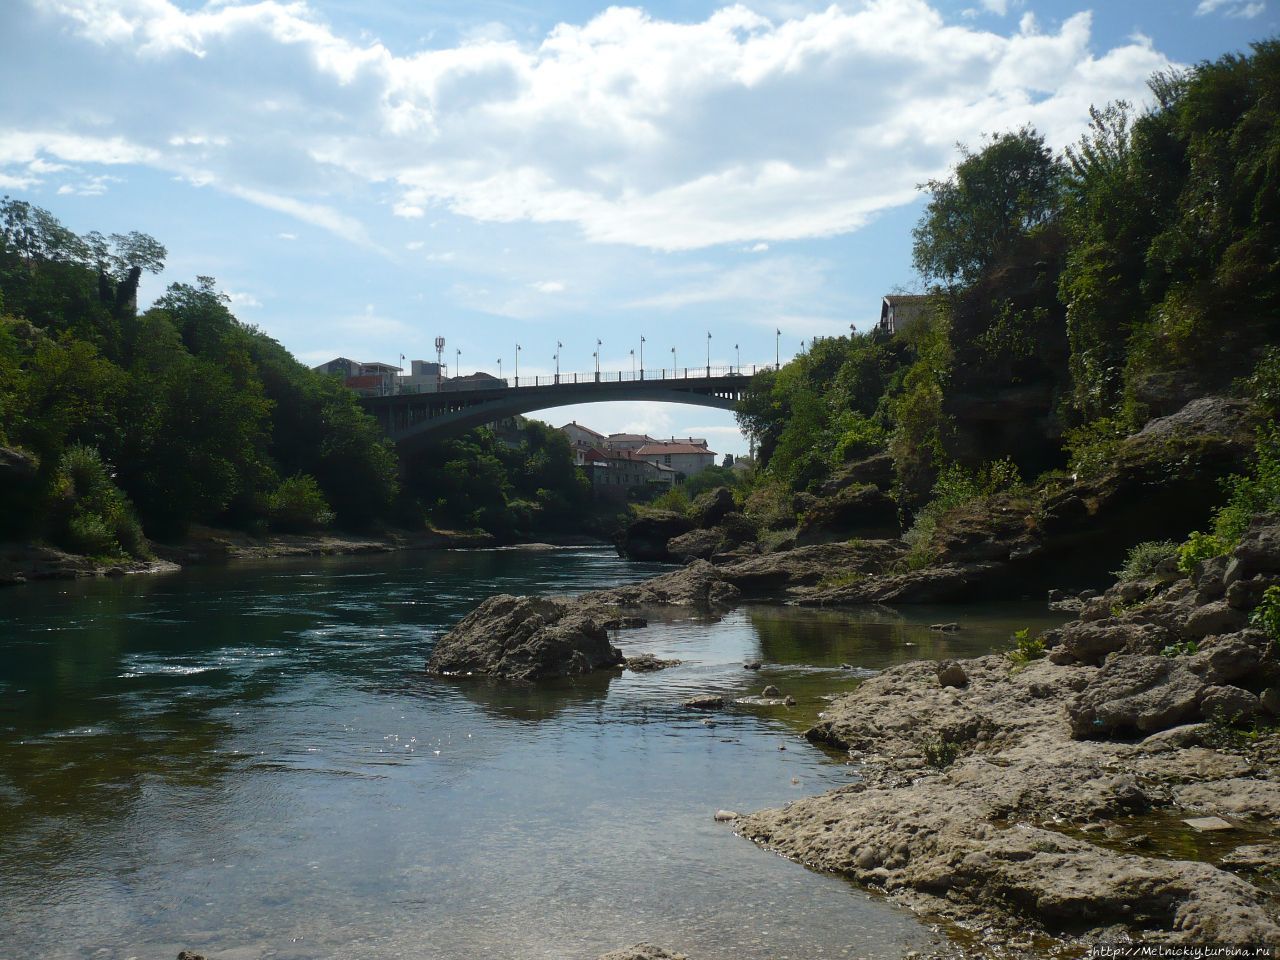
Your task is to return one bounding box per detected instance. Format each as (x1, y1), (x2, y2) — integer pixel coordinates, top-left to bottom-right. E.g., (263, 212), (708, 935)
(426, 594), (623, 681)
(597, 946), (690, 960)
(683, 695), (725, 710)
(625, 653), (682, 673)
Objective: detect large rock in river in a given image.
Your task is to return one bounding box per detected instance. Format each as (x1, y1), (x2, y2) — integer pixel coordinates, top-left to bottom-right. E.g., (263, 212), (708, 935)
(427, 594), (623, 681)
(615, 511), (695, 561)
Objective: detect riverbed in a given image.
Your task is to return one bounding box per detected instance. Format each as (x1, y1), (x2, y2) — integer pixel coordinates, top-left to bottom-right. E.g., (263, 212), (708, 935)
(0, 548), (1063, 960)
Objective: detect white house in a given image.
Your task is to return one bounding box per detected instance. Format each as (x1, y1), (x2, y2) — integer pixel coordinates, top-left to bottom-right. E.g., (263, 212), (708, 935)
(634, 441), (717, 478)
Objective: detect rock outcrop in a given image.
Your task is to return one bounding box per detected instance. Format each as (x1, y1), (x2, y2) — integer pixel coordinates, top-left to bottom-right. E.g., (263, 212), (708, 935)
(742, 515), (1280, 952)
(426, 594), (623, 680)
(798, 396), (1261, 604)
(615, 511), (695, 561)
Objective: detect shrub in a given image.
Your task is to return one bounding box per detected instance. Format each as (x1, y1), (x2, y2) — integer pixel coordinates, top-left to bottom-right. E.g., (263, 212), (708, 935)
(648, 487), (691, 515)
(266, 474), (335, 532)
(1063, 417), (1128, 480)
(1007, 628), (1046, 668)
(1252, 585), (1280, 646)
(902, 458), (1023, 570)
(830, 411), (887, 464)
(1161, 640), (1199, 658)
(920, 735), (961, 770)
(742, 478), (796, 531)
(51, 445), (149, 558)
(64, 513), (118, 557)
(1113, 540), (1179, 581)
(1177, 426), (1280, 569)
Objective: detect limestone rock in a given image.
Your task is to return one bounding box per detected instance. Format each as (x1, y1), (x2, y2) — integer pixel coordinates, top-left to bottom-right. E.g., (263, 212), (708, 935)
(1182, 601), (1248, 640)
(936, 660), (969, 688)
(683, 695), (725, 710)
(597, 946), (689, 960)
(690, 486), (737, 529)
(795, 483), (899, 545)
(625, 654), (682, 672)
(614, 511), (695, 561)
(1199, 684), (1262, 722)
(665, 527), (724, 563)
(427, 594), (623, 681)
(1068, 656), (1205, 739)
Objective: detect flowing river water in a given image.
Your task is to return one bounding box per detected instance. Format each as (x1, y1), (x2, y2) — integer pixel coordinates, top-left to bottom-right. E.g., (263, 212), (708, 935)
(0, 548), (1063, 960)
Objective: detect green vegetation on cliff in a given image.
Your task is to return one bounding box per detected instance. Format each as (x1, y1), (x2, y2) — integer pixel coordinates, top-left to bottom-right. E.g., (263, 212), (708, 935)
(737, 41), (1280, 545)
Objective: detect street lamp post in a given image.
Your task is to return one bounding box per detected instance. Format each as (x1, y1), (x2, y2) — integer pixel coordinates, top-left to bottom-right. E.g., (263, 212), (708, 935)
(735, 343), (740, 373)
(630, 349), (635, 377)
(455, 347), (461, 378)
(515, 343), (521, 386)
(497, 358), (502, 381)
(555, 341), (562, 383)
(775, 328), (780, 368)
(640, 336), (645, 380)
(671, 346), (677, 377)
(595, 338), (601, 381)
(706, 331), (711, 377)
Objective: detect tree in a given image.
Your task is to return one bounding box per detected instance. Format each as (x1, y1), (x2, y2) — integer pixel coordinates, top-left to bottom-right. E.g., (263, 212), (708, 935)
(912, 128), (1062, 287)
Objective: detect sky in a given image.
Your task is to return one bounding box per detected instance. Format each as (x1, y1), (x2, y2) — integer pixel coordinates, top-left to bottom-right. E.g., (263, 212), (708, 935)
(0, 0), (1274, 457)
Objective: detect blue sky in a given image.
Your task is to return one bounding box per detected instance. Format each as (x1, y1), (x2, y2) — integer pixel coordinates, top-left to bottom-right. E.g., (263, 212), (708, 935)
(0, 0), (1273, 456)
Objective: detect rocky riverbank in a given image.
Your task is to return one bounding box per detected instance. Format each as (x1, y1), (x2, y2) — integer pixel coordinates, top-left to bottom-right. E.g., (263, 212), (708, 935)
(736, 518), (1280, 953)
(0, 524), (500, 586)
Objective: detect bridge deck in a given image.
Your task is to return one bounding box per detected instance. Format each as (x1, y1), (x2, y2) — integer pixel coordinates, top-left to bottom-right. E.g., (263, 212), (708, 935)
(361, 367), (764, 449)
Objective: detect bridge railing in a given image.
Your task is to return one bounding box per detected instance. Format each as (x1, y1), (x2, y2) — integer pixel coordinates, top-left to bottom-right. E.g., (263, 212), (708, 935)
(423, 364), (776, 393)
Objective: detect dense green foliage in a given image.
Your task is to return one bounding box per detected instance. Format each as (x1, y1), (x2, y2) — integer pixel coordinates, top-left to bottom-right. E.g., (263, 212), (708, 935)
(737, 41), (1280, 539)
(404, 420), (592, 540)
(0, 199), (591, 553)
(1178, 426), (1280, 570)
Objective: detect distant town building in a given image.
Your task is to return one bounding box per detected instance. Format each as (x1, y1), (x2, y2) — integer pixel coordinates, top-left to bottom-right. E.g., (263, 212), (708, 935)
(313, 358), (402, 396)
(399, 359), (443, 394)
(561, 422), (609, 465)
(604, 433), (656, 452)
(634, 441), (716, 477)
(877, 294), (931, 336)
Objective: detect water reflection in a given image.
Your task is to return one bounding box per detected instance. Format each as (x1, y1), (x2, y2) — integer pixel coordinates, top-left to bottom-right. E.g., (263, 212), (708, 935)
(0, 550), (1057, 960)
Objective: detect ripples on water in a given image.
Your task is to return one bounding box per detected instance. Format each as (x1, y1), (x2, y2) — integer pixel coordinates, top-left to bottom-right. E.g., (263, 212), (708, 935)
(0, 548), (1063, 960)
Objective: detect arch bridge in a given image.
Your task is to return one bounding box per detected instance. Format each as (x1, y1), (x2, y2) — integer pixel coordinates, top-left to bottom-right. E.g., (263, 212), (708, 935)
(360, 365), (768, 451)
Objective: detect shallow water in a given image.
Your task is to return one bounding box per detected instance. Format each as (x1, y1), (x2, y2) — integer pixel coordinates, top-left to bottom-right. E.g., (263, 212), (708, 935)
(0, 548), (1062, 960)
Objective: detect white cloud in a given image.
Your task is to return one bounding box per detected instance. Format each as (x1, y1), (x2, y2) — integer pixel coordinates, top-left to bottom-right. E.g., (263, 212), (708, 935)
(628, 256), (829, 310)
(277, 232), (297, 240)
(11, 0), (1175, 251)
(533, 279), (565, 293)
(1195, 0), (1265, 17)
(226, 290), (261, 308)
(748, 242), (769, 253)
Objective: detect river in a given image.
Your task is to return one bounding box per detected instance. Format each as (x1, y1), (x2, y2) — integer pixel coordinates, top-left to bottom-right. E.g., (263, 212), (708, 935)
(0, 548), (1063, 960)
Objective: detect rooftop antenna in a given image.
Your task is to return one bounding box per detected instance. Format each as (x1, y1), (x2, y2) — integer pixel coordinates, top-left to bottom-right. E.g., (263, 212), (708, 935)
(434, 336), (445, 369)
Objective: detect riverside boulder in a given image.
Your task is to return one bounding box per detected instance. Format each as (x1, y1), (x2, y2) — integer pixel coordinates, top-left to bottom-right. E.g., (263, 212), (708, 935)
(426, 594), (623, 680)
